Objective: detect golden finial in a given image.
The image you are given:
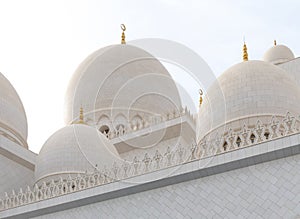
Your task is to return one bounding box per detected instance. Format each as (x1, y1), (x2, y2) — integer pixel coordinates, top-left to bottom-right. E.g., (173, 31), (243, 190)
(121, 24), (126, 44)
(79, 106), (84, 124)
(72, 106), (86, 124)
(243, 42), (248, 61)
(199, 89), (203, 107)
(274, 40), (277, 46)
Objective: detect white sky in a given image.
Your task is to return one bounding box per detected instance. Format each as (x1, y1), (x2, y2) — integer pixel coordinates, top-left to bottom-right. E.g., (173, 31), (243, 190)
(0, 0), (299, 153)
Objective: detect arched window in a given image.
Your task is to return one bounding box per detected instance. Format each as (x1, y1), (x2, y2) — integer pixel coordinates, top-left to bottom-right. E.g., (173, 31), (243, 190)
(99, 125), (110, 134)
(236, 137), (241, 147)
(223, 141), (228, 151)
(250, 133), (256, 144)
(264, 132), (270, 140)
(97, 115), (110, 125)
(131, 115), (143, 130)
(116, 124), (125, 134)
(113, 113), (127, 130)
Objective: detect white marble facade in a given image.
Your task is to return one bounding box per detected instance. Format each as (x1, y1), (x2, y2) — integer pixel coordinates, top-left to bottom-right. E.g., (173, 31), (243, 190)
(0, 40), (300, 218)
(31, 152), (300, 219)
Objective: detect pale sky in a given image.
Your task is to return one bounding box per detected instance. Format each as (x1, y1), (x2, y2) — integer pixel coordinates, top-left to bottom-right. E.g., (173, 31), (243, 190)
(0, 0), (299, 153)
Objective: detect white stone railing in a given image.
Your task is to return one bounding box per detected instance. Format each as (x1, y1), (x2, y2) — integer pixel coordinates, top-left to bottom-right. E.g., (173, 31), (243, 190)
(103, 107), (196, 139)
(199, 112), (299, 156)
(0, 112), (298, 211)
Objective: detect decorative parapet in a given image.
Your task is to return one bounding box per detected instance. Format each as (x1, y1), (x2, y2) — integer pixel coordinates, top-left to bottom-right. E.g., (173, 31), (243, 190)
(103, 106), (196, 139)
(0, 112), (298, 211)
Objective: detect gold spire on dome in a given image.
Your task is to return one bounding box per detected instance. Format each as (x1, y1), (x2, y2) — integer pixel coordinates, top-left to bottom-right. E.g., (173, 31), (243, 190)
(199, 89), (203, 107)
(79, 106), (84, 124)
(121, 24), (126, 44)
(243, 42), (248, 61)
(72, 106), (86, 124)
(274, 40), (277, 46)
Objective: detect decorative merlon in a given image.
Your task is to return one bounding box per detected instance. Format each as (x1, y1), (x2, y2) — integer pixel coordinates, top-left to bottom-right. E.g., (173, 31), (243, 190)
(0, 112), (298, 211)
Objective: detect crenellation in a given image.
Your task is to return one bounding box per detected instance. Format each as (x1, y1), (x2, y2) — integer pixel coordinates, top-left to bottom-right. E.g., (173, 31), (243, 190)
(1, 112), (299, 212)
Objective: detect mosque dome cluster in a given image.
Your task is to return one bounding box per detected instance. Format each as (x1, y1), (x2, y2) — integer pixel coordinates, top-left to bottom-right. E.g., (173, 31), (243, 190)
(38, 37), (183, 183)
(1, 19), (300, 218)
(1, 25), (298, 186)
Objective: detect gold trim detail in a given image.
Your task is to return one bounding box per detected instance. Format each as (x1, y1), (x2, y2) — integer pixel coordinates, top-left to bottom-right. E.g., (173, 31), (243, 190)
(243, 42), (248, 61)
(72, 106), (86, 125)
(121, 24), (126, 44)
(199, 89), (203, 107)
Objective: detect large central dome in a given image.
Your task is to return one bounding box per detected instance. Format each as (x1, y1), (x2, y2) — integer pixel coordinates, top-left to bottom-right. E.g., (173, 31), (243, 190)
(65, 44), (182, 134)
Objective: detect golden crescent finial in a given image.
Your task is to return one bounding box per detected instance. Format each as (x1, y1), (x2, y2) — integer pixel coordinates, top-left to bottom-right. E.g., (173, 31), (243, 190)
(199, 89), (203, 107)
(121, 24), (126, 31)
(121, 24), (126, 44)
(199, 89), (203, 96)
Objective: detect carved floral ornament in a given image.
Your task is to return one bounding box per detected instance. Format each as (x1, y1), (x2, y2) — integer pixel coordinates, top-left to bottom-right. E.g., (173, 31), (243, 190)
(0, 112), (298, 211)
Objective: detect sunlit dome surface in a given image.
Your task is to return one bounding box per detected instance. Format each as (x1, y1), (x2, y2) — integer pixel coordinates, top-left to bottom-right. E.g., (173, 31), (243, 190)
(35, 124), (120, 184)
(263, 44), (295, 64)
(0, 72), (27, 147)
(64, 44), (182, 128)
(197, 60), (300, 140)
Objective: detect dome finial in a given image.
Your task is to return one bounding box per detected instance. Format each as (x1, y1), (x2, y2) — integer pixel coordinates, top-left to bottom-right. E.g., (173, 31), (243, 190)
(79, 106), (84, 124)
(274, 40), (277, 46)
(199, 89), (203, 107)
(243, 41), (248, 61)
(120, 24), (126, 44)
(72, 106), (86, 124)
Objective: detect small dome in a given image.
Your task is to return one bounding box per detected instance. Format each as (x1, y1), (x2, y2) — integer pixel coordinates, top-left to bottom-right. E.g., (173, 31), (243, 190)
(197, 60), (300, 140)
(263, 44), (295, 64)
(64, 44), (182, 129)
(0, 72), (27, 147)
(35, 124), (120, 184)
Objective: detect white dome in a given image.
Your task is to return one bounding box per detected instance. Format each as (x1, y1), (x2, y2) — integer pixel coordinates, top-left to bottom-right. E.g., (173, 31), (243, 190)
(0, 72), (27, 147)
(263, 44), (295, 64)
(197, 60), (300, 140)
(64, 44), (182, 129)
(35, 124), (120, 184)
